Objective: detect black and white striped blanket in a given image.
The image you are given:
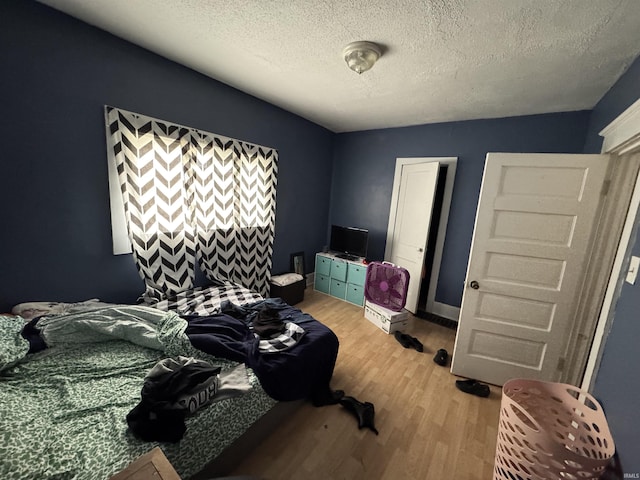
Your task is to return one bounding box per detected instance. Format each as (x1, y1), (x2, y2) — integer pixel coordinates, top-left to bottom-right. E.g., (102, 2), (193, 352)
(146, 284), (263, 317)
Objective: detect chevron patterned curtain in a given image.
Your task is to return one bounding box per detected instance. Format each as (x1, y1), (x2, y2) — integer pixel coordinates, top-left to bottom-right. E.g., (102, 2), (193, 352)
(105, 107), (278, 300)
(190, 133), (278, 296)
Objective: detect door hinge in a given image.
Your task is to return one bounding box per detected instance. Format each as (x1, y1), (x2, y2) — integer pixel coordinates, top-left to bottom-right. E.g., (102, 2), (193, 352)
(557, 357), (566, 372)
(601, 180), (610, 196)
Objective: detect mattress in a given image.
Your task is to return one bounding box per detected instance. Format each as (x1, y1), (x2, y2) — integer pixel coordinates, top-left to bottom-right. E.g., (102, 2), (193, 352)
(0, 332), (276, 479)
(1, 286), (277, 479)
(1, 282), (339, 479)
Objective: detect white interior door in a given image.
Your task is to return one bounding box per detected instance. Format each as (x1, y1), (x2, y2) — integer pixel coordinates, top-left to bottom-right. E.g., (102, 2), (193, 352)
(451, 153), (609, 386)
(385, 161), (439, 313)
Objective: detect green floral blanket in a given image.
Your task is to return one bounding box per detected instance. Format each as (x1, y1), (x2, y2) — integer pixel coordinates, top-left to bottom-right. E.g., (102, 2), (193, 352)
(0, 311), (277, 479)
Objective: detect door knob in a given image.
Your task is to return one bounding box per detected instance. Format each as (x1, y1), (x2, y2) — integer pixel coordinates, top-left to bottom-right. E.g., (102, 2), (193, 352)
(469, 280), (479, 289)
(418, 247), (424, 252)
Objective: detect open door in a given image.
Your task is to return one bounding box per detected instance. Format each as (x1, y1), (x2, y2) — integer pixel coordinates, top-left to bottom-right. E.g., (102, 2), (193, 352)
(451, 153), (609, 386)
(385, 161), (439, 313)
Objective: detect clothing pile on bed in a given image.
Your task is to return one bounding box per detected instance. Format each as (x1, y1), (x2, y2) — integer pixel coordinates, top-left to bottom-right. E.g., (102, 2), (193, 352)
(127, 357), (252, 442)
(179, 298), (339, 404)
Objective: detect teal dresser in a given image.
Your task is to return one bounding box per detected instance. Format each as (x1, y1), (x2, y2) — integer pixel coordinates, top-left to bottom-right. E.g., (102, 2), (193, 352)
(314, 253), (367, 307)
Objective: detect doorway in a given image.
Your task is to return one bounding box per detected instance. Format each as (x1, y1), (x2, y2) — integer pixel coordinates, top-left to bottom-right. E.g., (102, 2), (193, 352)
(384, 157), (457, 315)
(417, 164), (448, 315)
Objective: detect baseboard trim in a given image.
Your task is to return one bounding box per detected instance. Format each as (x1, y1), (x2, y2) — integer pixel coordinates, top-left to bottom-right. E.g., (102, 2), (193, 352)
(431, 302), (460, 322)
(416, 310), (458, 330)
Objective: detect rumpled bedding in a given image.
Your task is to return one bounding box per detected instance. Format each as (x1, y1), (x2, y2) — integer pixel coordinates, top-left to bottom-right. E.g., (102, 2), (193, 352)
(30, 305), (182, 351)
(0, 292), (341, 480)
(147, 283), (264, 316)
(184, 298), (340, 403)
(9, 300), (339, 404)
(11, 298), (116, 320)
(0, 306), (277, 480)
(0, 315), (30, 372)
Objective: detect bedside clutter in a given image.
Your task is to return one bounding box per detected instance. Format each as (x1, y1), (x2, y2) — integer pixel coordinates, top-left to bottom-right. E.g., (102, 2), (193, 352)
(269, 273), (305, 305)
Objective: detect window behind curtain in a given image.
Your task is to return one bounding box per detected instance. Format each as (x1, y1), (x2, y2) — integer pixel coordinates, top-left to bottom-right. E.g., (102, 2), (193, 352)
(104, 106), (278, 301)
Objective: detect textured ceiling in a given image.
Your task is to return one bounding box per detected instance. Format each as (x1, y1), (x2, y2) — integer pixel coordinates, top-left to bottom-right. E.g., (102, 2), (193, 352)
(38, 0), (640, 133)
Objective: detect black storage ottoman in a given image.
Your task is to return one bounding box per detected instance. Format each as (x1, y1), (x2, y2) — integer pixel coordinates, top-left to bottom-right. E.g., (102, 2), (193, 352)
(270, 274), (305, 305)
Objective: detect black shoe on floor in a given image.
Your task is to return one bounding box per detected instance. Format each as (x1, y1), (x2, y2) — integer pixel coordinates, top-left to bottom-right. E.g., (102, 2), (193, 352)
(433, 348), (448, 366)
(339, 396), (379, 435)
(455, 379), (490, 398)
(409, 336), (424, 352)
(394, 331), (412, 348)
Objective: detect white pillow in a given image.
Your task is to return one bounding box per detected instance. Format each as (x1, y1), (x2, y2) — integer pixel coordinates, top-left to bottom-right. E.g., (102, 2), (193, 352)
(270, 273), (304, 287)
(11, 299), (115, 320)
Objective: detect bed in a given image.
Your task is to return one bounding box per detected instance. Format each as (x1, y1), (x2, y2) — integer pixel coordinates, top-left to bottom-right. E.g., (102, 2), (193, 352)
(0, 283), (340, 479)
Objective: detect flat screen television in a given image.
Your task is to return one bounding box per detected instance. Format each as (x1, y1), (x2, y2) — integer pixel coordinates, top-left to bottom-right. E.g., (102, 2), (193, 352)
(329, 225), (369, 260)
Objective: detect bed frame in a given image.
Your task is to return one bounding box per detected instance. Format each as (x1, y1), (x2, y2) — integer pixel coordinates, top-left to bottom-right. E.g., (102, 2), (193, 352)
(192, 400), (303, 478)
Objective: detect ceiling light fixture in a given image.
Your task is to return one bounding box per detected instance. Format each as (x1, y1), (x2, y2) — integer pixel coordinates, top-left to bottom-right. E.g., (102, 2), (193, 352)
(343, 41), (382, 74)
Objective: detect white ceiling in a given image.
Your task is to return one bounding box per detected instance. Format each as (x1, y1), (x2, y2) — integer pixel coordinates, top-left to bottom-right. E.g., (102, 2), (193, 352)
(38, 0), (640, 133)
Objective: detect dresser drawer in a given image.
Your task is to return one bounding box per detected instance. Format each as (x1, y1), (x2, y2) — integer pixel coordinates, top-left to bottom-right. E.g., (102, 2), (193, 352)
(330, 278), (347, 299)
(347, 263), (367, 286)
(314, 273), (330, 294)
(346, 283), (364, 306)
(330, 259), (348, 282)
(316, 254), (332, 276)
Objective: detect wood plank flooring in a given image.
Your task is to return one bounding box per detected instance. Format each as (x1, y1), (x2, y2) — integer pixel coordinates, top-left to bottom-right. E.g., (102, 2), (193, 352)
(230, 290), (501, 479)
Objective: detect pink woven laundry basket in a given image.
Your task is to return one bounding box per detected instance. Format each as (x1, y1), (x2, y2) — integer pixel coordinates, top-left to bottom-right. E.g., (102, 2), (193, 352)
(494, 378), (615, 480)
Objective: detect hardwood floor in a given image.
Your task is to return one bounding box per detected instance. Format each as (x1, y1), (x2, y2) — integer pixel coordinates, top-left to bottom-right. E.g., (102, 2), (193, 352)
(230, 290), (501, 479)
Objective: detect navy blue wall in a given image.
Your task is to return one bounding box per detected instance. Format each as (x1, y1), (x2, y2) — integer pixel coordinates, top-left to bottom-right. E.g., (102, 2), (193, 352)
(584, 55), (640, 474)
(331, 112), (591, 307)
(2, 0), (639, 471)
(0, 1), (334, 312)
